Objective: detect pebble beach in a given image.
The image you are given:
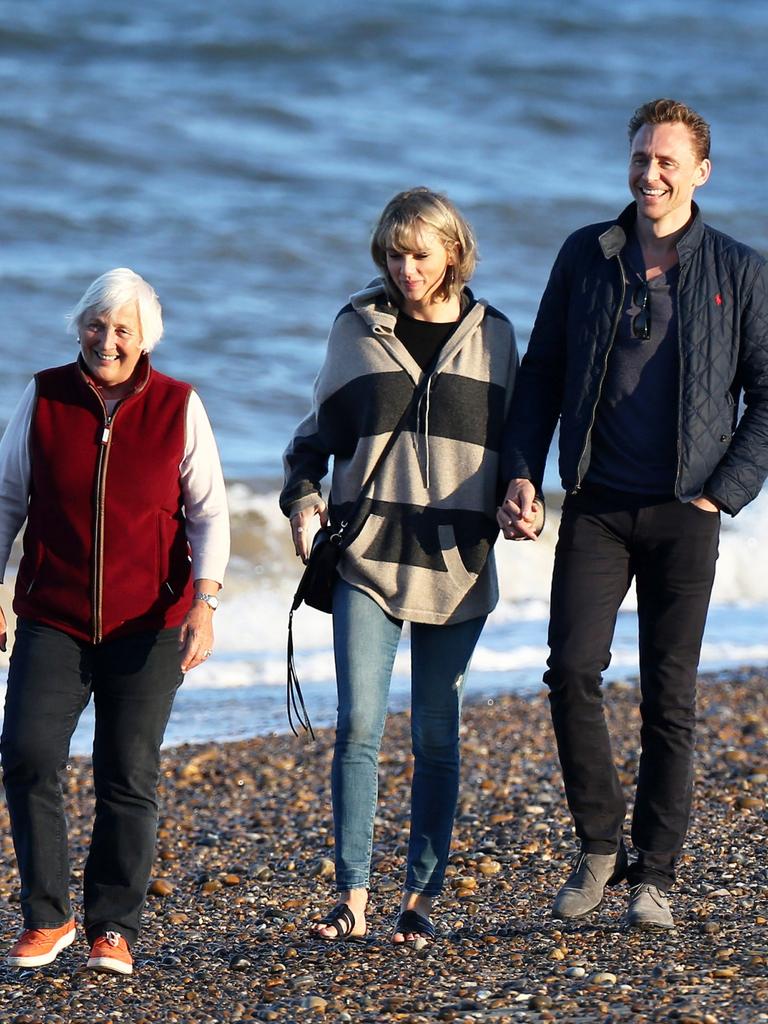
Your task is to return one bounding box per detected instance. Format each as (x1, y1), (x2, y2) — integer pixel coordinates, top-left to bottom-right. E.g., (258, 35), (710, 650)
(0, 669), (765, 1024)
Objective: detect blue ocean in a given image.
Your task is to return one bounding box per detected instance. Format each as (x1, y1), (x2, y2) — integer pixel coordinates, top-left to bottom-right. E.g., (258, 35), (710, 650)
(0, 0), (766, 751)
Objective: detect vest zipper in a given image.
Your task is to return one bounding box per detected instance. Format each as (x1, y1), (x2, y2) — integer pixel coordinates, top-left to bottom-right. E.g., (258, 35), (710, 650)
(572, 253), (627, 492)
(92, 402), (121, 643)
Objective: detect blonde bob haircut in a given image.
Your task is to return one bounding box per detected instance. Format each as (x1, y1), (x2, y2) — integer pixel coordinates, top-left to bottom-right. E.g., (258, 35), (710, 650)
(68, 267), (164, 351)
(371, 187), (478, 304)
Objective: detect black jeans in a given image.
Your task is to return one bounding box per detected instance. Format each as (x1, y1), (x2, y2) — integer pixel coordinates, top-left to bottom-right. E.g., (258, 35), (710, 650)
(1, 619), (183, 946)
(545, 489), (720, 891)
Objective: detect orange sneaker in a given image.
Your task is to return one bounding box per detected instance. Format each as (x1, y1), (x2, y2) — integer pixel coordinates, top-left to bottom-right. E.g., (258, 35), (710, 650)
(86, 931), (133, 975)
(7, 919), (76, 967)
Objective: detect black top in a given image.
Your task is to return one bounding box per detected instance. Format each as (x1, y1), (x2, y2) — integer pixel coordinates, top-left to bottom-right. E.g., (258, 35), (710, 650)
(586, 232), (680, 494)
(395, 310), (460, 371)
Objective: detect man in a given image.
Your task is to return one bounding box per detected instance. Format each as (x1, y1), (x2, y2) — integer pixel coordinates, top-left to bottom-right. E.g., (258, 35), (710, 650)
(499, 99), (768, 929)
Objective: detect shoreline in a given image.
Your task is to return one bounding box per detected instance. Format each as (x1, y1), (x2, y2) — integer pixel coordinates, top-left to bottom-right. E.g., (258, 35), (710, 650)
(0, 668), (765, 1023)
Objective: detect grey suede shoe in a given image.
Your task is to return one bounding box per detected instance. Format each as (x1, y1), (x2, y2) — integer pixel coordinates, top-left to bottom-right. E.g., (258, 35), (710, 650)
(552, 844), (628, 919)
(625, 883), (674, 930)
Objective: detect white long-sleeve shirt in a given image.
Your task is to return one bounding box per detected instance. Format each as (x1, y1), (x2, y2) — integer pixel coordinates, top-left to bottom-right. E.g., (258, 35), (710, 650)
(0, 379), (230, 585)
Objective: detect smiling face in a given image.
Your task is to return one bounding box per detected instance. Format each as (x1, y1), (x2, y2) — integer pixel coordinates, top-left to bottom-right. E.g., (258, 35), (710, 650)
(385, 225), (455, 318)
(628, 121), (711, 235)
(79, 301), (145, 395)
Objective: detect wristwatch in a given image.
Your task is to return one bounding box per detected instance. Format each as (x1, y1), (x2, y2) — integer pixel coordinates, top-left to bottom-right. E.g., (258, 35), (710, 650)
(194, 592), (220, 611)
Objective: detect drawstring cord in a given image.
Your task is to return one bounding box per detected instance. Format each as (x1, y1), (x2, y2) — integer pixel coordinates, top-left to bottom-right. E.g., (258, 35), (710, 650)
(414, 373), (435, 489)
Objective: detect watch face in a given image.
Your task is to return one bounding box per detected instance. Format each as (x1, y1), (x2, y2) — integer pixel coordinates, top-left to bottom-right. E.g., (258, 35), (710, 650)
(196, 593), (219, 610)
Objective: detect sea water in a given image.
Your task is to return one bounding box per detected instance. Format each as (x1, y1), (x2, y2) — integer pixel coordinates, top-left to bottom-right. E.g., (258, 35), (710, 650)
(0, 0), (766, 750)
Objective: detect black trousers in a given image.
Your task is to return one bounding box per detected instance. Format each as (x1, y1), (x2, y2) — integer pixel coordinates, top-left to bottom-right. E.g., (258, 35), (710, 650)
(1, 619), (183, 946)
(545, 489), (720, 891)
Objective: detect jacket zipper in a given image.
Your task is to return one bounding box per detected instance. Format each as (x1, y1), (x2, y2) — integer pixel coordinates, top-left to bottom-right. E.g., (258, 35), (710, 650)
(572, 254), (627, 492)
(672, 262), (687, 497)
(92, 402), (121, 643)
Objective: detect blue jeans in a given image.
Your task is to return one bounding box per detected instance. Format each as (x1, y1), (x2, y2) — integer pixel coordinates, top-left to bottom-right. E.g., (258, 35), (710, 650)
(331, 580), (486, 895)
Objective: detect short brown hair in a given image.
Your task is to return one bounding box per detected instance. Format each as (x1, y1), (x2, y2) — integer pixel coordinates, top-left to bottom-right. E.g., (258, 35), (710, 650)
(371, 187), (477, 304)
(628, 98), (711, 162)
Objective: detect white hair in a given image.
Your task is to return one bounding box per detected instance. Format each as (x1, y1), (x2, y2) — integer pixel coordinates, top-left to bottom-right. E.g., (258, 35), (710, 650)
(68, 268), (164, 351)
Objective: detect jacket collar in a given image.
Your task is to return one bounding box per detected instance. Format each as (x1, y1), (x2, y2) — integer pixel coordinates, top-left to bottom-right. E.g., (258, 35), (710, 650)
(76, 352), (152, 402)
(598, 201), (704, 262)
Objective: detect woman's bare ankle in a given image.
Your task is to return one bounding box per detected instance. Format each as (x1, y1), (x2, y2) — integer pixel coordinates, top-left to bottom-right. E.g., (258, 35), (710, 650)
(310, 888), (369, 938)
(400, 891), (433, 917)
(338, 888), (368, 914)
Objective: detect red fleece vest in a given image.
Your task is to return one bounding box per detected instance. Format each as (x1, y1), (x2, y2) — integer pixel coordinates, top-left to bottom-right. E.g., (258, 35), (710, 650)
(14, 360), (195, 643)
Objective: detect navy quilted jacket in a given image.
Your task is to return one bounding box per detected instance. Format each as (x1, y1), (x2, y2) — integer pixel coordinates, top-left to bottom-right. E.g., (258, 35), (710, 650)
(503, 203), (768, 515)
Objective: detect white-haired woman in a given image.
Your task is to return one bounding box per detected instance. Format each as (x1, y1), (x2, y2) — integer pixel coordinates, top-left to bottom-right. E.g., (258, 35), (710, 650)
(282, 189), (524, 944)
(0, 268), (229, 975)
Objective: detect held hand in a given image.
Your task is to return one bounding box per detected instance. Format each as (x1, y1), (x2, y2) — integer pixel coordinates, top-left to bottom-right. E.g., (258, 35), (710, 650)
(0, 604), (6, 653)
(497, 478), (540, 541)
(290, 502), (329, 563)
(178, 601), (215, 672)
(691, 495), (721, 513)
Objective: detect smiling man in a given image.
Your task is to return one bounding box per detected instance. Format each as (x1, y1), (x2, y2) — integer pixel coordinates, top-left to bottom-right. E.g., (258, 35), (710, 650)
(498, 99), (768, 928)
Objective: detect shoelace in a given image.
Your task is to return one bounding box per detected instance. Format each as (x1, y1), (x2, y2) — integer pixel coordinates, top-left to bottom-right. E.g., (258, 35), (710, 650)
(104, 930), (122, 947)
(568, 852), (599, 883)
(629, 883), (666, 903)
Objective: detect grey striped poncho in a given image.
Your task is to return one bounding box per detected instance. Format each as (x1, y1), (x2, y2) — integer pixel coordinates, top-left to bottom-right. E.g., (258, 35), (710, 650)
(281, 279), (518, 625)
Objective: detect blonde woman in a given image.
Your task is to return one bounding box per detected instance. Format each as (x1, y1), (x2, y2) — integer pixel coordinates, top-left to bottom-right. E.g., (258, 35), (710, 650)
(281, 189), (522, 944)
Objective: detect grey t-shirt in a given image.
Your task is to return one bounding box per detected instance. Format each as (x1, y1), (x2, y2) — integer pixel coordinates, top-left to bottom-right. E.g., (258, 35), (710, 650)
(586, 234), (679, 494)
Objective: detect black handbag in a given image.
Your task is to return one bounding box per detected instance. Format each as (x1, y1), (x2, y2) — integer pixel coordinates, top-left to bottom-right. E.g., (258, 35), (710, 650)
(286, 369), (434, 738)
(292, 527), (343, 614)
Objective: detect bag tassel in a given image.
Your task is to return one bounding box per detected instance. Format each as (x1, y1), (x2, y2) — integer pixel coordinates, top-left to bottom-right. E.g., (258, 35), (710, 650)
(286, 605), (315, 740)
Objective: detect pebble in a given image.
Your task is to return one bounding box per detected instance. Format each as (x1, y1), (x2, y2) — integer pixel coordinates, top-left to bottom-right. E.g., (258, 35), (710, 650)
(148, 878), (174, 897)
(300, 995), (328, 1012)
(229, 956), (252, 971)
(310, 858), (334, 879)
(588, 972), (618, 986)
(528, 995), (552, 1009)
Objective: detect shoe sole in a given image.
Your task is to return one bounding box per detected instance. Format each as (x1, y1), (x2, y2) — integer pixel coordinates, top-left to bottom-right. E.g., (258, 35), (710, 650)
(86, 955), (133, 975)
(625, 917), (674, 931)
(552, 903), (601, 920)
(7, 926), (76, 968)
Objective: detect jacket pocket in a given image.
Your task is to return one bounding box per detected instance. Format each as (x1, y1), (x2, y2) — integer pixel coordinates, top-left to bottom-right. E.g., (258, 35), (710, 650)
(438, 524), (477, 586)
(157, 513), (191, 598)
(718, 391), (736, 444)
(348, 512), (386, 559)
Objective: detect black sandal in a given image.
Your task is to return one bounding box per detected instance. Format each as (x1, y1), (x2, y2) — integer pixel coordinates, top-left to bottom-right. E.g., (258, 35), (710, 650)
(393, 909), (436, 943)
(311, 903), (366, 942)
